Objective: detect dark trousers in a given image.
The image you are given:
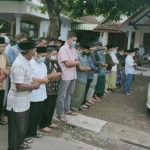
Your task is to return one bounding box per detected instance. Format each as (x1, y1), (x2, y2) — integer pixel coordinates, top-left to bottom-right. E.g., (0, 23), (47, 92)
(82, 79), (92, 105)
(0, 90), (4, 117)
(26, 101), (44, 138)
(39, 95), (57, 129)
(8, 109), (30, 150)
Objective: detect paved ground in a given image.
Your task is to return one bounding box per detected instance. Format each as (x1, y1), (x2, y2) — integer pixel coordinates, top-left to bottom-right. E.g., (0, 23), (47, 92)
(0, 71), (150, 150)
(81, 74), (150, 134)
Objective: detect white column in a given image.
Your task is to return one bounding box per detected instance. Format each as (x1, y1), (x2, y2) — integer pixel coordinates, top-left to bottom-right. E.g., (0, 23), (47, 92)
(15, 14), (22, 34)
(102, 32), (108, 46)
(127, 26), (134, 50)
(99, 32), (103, 43)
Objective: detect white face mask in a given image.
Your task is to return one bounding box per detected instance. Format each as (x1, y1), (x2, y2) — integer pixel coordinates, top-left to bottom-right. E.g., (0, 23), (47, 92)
(113, 49), (117, 54)
(50, 55), (57, 61)
(132, 53), (135, 57)
(103, 52), (106, 55)
(120, 52), (123, 55)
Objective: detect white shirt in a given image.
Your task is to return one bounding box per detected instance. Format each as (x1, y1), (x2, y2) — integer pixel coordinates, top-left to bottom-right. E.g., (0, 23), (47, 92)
(7, 54), (32, 112)
(30, 59), (47, 102)
(125, 55), (135, 75)
(138, 47), (145, 55)
(110, 52), (119, 72)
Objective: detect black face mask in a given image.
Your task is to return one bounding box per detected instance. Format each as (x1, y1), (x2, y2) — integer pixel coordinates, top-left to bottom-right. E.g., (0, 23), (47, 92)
(82, 51), (87, 56)
(86, 52), (91, 56)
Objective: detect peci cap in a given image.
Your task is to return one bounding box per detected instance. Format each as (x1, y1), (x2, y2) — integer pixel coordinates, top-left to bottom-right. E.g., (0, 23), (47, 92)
(36, 46), (47, 53)
(46, 45), (58, 52)
(18, 40), (36, 51)
(0, 37), (5, 44)
(81, 44), (90, 49)
(93, 41), (102, 46)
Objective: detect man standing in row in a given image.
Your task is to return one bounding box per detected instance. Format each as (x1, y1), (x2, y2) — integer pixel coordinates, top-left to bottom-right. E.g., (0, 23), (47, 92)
(7, 40), (40, 150)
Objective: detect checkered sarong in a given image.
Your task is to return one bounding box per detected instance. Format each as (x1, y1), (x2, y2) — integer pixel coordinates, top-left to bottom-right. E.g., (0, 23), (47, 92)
(116, 71), (122, 84)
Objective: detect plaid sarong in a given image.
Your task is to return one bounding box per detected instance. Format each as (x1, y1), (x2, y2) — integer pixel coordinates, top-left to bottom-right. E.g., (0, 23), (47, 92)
(116, 71), (122, 84)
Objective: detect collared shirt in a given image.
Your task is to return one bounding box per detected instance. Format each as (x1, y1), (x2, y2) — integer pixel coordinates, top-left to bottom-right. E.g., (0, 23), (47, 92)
(98, 52), (106, 76)
(7, 44), (15, 65)
(76, 52), (89, 84)
(125, 55), (135, 75)
(58, 42), (78, 80)
(0, 52), (11, 90)
(30, 59), (47, 102)
(90, 50), (101, 67)
(7, 54), (33, 112)
(138, 47), (145, 55)
(45, 58), (62, 95)
(110, 52), (119, 72)
(11, 44), (20, 59)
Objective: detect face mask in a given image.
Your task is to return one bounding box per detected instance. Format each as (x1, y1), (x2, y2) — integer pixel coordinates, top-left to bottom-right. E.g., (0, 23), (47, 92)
(82, 51), (87, 56)
(113, 50), (117, 54)
(97, 48), (101, 51)
(86, 52), (91, 56)
(132, 53), (135, 57)
(70, 41), (76, 47)
(120, 52), (123, 55)
(103, 52), (106, 55)
(38, 56), (46, 63)
(50, 55), (56, 61)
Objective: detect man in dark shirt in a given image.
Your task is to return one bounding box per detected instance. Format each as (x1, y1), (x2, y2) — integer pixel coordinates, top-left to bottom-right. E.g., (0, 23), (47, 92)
(89, 42), (102, 100)
(105, 45), (115, 94)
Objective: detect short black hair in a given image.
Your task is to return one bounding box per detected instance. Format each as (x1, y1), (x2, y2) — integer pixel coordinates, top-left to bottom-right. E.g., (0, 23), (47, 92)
(38, 37), (47, 42)
(16, 33), (27, 40)
(67, 32), (77, 39)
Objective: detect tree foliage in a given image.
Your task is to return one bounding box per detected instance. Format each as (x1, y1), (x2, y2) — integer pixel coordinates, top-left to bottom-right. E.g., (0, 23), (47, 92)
(39, 0), (149, 38)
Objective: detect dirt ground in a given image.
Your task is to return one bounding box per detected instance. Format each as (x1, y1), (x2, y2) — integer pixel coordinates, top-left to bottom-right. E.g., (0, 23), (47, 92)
(81, 75), (150, 133)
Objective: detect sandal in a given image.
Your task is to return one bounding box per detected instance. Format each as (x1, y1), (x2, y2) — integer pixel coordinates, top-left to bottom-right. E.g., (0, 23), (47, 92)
(20, 144), (31, 149)
(0, 120), (7, 125)
(40, 127), (51, 133)
(35, 133), (42, 138)
(64, 111), (77, 116)
(82, 105), (88, 109)
(24, 138), (33, 144)
(57, 115), (68, 122)
(49, 123), (58, 128)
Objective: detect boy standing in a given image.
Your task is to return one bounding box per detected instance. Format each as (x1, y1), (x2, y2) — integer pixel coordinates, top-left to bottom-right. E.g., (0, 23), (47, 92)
(124, 49), (136, 95)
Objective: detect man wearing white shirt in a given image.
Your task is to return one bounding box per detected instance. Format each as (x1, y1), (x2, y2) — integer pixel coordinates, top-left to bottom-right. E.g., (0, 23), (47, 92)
(25, 47), (50, 140)
(124, 49), (136, 95)
(108, 45), (119, 92)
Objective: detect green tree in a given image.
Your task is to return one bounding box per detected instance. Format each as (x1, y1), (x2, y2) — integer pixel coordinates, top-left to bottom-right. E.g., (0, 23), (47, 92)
(40, 0), (149, 39)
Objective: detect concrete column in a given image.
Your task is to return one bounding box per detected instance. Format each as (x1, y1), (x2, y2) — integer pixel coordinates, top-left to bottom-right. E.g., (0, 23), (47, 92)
(15, 14), (22, 35)
(99, 32), (103, 43)
(102, 32), (108, 46)
(127, 26), (134, 50)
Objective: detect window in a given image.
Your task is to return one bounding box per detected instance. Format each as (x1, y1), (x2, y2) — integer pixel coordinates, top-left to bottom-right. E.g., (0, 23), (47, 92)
(0, 20), (11, 35)
(13, 21), (38, 38)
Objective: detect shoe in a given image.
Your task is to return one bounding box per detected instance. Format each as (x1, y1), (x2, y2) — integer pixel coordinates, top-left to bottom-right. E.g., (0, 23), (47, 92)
(125, 92), (131, 96)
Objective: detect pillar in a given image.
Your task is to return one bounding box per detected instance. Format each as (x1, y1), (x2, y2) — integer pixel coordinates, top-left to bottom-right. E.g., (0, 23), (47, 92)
(15, 14), (22, 35)
(103, 32), (108, 46)
(99, 32), (103, 43)
(127, 26), (134, 50)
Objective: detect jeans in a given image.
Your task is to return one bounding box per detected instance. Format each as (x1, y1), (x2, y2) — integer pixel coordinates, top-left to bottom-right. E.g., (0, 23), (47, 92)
(86, 73), (98, 100)
(123, 74), (133, 93)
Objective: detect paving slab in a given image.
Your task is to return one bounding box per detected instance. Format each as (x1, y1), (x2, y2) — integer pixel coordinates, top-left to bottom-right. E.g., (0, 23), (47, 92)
(135, 66), (150, 76)
(31, 136), (104, 150)
(101, 122), (150, 149)
(54, 113), (107, 133)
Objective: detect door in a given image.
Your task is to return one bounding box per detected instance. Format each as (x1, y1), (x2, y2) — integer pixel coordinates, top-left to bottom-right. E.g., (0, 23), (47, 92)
(143, 33), (150, 53)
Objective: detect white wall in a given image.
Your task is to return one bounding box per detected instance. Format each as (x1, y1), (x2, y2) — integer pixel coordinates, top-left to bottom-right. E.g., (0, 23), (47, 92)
(39, 20), (71, 41)
(31, 0), (42, 5)
(59, 21), (71, 41)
